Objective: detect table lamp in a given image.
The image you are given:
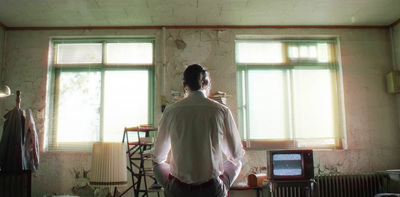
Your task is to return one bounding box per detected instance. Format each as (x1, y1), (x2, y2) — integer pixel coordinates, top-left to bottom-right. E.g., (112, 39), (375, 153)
(90, 142), (127, 197)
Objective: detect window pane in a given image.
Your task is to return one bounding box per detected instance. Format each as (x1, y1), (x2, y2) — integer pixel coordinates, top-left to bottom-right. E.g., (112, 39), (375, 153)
(248, 70), (290, 139)
(236, 40), (342, 148)
(237, 42), (283, 63)
(289, 44), (328, 61)
(106, 43), (153, 64)
(289, 46), (299, 58)
(57, 44), (102, 64)
(309, 46), (317, 58)
(56, 72), (101, 142)
(299, 46), (308, 58)
(292, 69), (335, 138)
(103, 70), (149, 142)
(317, 43), (330, 62)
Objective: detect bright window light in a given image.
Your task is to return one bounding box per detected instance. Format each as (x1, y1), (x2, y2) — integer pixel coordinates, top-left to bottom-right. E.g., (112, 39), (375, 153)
(248, 70), (289, 139)
(292, 69), (335, 138)
(236, 40), (343, 149)
(57, 44), (102, 64)
(106, 43), (153, 64)
(50, 39), (154, 151)
(236, 42), (284, 64)
(317, 43), (330, 62)
(56, 72), (101, 142)
(103, 71), (149, 142)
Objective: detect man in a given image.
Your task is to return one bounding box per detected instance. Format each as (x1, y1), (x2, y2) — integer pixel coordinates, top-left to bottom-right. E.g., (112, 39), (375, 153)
(152, 64), (245, 197)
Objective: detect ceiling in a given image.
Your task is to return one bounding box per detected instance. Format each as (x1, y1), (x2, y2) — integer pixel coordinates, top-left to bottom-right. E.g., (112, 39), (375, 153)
(0, 0), (400, 29)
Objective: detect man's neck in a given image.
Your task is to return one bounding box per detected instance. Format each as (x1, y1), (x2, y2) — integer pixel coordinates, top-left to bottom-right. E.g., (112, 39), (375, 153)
(187, 89), (207, 97)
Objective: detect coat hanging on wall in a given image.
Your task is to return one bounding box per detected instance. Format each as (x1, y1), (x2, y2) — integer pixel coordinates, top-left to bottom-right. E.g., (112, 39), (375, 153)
(0, 91), (39, 172)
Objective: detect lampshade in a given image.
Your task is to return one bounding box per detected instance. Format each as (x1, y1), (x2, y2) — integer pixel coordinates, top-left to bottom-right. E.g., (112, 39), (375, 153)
(0, 84), (11, 97)
(90, 142), (127, 187)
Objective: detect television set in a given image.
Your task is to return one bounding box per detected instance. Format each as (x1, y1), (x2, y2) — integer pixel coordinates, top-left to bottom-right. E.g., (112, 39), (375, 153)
(267, 149), (314, 181)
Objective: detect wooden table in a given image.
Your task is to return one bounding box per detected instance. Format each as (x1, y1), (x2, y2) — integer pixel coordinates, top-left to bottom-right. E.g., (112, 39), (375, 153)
(230, 185), (268, 197)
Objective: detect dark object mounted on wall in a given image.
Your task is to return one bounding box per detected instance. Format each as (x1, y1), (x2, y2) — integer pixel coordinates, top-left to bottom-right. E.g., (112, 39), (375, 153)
(386, 71), (400, 94)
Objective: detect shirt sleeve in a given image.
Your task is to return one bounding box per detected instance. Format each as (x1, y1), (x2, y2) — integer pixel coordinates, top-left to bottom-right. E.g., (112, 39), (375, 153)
(24, 109), (39, 172)
(222, 108), (245, 163)
(152, 112), (171, 164)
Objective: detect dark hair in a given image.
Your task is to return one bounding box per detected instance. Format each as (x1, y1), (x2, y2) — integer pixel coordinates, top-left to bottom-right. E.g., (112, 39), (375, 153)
(183, 64), (209, 91)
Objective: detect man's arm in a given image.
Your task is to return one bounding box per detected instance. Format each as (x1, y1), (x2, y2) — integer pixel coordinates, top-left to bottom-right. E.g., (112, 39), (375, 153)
(152, 114), (171, 164)
(222, 108), (245, 163)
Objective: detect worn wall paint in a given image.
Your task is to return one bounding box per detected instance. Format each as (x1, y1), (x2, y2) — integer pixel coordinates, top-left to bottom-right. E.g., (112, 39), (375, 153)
(0, 27), (399, 197)
(392, 24), (400, 129)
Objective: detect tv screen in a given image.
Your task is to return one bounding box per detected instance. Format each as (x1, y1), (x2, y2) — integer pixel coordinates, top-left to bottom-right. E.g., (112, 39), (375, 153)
(273, 153), (302, 176)
(268, 149), (314, 181)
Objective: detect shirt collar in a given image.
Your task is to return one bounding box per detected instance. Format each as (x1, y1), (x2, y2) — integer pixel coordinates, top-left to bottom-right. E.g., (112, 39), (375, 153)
(188, 90), (207, 98)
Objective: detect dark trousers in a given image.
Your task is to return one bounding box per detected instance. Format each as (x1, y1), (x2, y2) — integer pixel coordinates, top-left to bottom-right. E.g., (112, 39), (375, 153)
(153, 160), (242, 197)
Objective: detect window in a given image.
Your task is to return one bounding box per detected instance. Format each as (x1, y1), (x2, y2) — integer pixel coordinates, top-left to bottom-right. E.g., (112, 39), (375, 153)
(236, 39), (345, 149)
(47, 38), (155, 151)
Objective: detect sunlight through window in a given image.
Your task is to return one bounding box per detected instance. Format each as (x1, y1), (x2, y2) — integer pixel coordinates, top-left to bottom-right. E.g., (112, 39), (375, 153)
(236, 40), (343, 149)
(49, 39), (154, 151)
(236, 42), (284, 64)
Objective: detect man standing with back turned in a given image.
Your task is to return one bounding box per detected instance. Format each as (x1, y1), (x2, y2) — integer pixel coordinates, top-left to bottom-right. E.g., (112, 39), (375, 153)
(152, 64), (245, 197)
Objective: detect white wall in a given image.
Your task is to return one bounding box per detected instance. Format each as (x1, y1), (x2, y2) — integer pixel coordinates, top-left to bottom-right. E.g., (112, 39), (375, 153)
(0, 27), (399, 197)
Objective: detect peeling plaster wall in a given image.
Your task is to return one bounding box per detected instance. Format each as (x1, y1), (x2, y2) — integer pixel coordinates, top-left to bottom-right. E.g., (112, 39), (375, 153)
(0, 27), (399, 197)
(394, 24), (400, 70)
(392, 24), (400, 129)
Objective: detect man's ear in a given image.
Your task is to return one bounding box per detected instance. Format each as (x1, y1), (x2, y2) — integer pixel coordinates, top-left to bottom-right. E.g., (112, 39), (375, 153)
(202, 79), (209, 86)
(183, 83), (189, 92)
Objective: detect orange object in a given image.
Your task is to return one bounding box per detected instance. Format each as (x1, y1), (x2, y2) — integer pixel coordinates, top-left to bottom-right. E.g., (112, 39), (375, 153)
(247, 173), (268, 187)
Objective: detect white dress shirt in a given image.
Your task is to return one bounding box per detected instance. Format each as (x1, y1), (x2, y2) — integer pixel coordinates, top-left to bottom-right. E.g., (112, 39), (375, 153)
(153, 90), (245, 184)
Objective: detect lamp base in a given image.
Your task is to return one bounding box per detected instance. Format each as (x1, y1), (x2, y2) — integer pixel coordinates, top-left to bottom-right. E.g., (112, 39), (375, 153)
(106, 187), (114, 197)
(94, 187), (113, 197)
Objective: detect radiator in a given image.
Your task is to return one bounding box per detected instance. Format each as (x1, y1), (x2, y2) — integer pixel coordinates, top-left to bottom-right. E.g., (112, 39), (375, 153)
(271, 173), (388, 197)
(0, 170), (31, 197)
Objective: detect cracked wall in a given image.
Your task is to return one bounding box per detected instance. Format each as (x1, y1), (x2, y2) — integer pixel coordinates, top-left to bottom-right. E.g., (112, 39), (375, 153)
(0, 27), (399, 197)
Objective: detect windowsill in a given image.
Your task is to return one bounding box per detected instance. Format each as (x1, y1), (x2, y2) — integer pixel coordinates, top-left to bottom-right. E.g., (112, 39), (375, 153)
(242, 139), (344, 150)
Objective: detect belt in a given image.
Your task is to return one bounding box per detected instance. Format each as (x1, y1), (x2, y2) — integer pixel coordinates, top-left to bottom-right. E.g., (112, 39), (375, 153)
(169, 174), (218, 190)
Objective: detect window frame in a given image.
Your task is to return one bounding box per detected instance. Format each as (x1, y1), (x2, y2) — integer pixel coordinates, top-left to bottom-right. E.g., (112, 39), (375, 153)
(236, 39), (345, 150)
(47, 38), (155, 152)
